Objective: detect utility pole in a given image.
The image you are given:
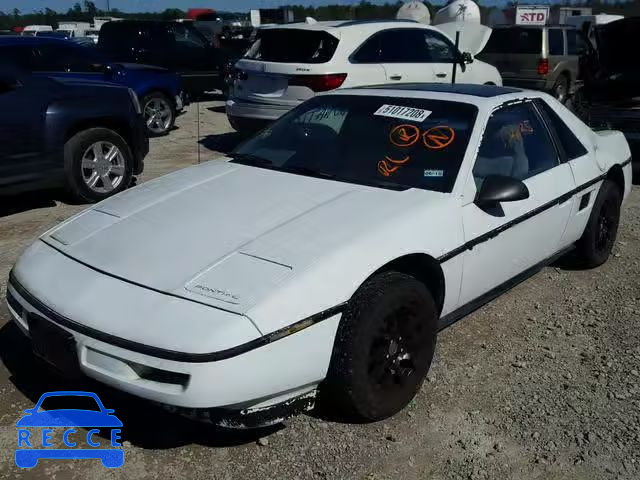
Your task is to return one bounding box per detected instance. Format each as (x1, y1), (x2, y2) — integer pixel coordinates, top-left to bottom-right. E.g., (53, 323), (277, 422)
(106, 0), (110, 13)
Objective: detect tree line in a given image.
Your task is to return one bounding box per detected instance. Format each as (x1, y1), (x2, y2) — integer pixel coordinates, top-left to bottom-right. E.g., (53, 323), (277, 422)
(2, 0), (640, 32)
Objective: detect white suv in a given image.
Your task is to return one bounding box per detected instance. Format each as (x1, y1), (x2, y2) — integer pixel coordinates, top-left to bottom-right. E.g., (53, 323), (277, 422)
(226, 19), (502, 132)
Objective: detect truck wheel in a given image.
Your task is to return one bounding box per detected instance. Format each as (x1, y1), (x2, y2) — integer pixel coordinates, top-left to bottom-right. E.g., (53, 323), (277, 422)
(142, 92), (175, 137)
(551, 75), (569, 104)
(324, 271), (438, 421)
(64, 128), (134, 203)
(575, 179), (622, 268)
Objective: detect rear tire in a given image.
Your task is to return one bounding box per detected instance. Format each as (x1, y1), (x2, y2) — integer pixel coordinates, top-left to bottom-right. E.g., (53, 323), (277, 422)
(324, 271), (438, 421)
(551, 75), (569, 104)
(142, 92), (176, 137)
(575, 179), (622, 268)
(63, 128), (134, 203)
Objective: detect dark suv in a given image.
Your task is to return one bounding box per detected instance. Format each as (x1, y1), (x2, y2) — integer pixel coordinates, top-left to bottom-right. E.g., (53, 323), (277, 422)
(575, 17), (640, 178)
(0, 71), (148, 202)
(98, 20), (227, 95)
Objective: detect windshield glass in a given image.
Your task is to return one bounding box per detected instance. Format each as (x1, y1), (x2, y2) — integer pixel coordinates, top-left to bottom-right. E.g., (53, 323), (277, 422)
(231, 95), (477, 193)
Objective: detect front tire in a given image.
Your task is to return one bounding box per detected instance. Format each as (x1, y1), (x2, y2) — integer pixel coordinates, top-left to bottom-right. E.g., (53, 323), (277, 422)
(575, 179), (622, 268)
(324, 271), (438, 421)
(63, 128), (134, 203)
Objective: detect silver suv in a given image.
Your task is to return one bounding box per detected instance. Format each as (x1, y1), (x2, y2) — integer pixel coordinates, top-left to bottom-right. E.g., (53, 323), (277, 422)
(478, 25), (588, 103)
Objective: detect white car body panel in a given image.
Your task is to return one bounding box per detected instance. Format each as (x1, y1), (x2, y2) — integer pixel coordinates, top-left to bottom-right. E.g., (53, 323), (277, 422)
(8, 87), (632, 414)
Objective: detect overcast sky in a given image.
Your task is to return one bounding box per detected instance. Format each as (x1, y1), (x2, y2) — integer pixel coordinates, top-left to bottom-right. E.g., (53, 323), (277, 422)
(2, 0), (414, 14)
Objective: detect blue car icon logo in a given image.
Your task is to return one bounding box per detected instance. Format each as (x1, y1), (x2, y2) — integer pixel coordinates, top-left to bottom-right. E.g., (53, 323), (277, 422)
(15, 391), (124, 468)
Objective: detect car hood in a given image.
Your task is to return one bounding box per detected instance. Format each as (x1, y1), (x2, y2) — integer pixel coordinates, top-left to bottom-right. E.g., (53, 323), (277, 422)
(433, 21), (491, 57)
(42, 161), (445, 314)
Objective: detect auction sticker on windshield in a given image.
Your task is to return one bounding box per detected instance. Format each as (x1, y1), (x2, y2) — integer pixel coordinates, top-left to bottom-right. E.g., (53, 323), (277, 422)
(374, 105), (431, 122)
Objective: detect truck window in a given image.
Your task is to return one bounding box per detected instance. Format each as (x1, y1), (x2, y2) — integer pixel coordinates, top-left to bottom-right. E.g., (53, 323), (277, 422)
(548, 29), (564, 55)
(483, 28), (542, 54)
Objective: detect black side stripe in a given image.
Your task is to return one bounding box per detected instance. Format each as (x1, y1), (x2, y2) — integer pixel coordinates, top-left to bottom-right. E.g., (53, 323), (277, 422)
(7, 271), (346, 363)
(438, 161), (630, 264)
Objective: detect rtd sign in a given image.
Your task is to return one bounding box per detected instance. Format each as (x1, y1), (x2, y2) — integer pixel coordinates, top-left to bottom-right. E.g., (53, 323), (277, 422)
(516, 7), (549, 26)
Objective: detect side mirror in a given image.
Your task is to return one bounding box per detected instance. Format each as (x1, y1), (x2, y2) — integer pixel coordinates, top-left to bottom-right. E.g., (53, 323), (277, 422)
(475, 175), (529, 208)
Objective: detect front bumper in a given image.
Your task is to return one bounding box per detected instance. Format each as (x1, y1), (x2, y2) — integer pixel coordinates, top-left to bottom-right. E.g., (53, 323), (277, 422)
(6, 242), (340, 411)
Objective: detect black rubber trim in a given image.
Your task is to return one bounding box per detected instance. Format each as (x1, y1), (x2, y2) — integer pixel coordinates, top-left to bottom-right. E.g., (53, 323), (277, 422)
(7, 271), (346, 363)
(439, 245), (574, 330)
(437, 168), (622, 263)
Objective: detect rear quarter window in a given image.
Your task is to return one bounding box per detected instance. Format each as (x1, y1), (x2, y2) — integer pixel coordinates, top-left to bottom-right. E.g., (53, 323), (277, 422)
(536, 99), (588, 160)
(483, 28), (542, 54)
(245, 29), (339, 63)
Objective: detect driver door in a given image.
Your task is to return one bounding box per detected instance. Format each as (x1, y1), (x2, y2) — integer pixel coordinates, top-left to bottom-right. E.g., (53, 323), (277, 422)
(458, 101), (576, 306)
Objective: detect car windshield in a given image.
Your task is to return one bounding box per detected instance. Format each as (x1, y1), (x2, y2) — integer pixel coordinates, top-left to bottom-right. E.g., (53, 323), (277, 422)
(38, 395), (101, 412)
(231, 95), (477, 193)
(483, 28), (542, 54)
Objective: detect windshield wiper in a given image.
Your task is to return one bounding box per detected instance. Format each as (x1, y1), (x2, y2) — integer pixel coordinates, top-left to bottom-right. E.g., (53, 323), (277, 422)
(228, 153), (273, 166)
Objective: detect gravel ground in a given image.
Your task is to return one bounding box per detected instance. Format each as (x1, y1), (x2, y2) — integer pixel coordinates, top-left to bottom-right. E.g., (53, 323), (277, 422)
(0, 99), (639, 479)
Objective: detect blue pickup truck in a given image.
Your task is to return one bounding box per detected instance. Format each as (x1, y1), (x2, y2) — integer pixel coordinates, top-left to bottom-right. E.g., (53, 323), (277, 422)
(0, 36), (187, 136)
(0, 69), (148, 202)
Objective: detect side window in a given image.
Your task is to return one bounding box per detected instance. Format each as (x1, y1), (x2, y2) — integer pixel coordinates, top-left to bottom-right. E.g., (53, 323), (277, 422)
(422, 31), (457, 63)
(473, 103), (559, 186)
(548, 29), (564, 56)
(172, 24), (207, 49)
(31, 46), (67, 71)
(351, 34), (381, 63)
(0, 46), (32, 70)
(379, 29), (429, 63)
(536, 99), (588, 160)
(33, 45), (96, 73)
(566, 30), (587, 55)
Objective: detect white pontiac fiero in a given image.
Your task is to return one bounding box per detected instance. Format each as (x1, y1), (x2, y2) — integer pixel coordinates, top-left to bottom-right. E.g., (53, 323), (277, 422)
(7, 84), (632, 427)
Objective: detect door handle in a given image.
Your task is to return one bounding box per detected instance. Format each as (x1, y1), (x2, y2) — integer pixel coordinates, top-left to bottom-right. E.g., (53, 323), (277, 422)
(390, 75), (402, 80)
(436, 72), (448, 78)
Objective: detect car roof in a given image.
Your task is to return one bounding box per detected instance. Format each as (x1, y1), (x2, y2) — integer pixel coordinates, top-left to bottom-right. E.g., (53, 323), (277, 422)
(363, 83), (522, 98)
(326, 83), (538, 109)
(260, 19), (441, 36)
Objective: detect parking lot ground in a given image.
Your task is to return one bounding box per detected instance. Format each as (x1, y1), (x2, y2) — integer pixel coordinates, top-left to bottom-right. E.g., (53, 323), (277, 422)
(1, 99), (639, 480)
